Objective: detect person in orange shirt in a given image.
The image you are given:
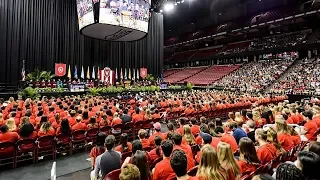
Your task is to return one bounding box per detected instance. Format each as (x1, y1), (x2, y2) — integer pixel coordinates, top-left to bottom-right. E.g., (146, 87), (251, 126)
(151, 109), (161, 120)
(301, 111), (318, 141)
(184, 103), (194, 115)
(215, 126), (238, 153)
(56, 119), (71, 135)
(37, 122), (55, 137)
(52, 114), (61, 129)
(237, 137), (260, 175)
(81, 111), (90, 124)
(190, 118), (200, 136)
(152, 140), (176, 180)
(148, 136), (163, 163)
(114, 133), (132, 153)
(289, 108), (300, 124)
(47, 106), (55, 120)
(255, 128), (277, 164)
(148, 122), (164, 146)
(0, 125), (20, 142)
(68, 110), (77, 126)
(175, 118), (186, 136)
(19, 123), (37, 139)
(111, 112), (122, 126)
(132, 108), (144, 124)
(172, 133), (194, 171)
(72, 116), (88, 131)
(138, 129), (150, 149)
(87, 117), (99, 129)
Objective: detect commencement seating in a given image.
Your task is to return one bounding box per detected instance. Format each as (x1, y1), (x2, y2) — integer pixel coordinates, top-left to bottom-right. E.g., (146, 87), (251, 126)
(164, 66), (207, 83)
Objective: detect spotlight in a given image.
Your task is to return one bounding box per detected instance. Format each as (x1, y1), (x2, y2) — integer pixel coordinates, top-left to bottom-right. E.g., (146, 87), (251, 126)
(174, 2), (177, 5)
(177, 1), (181, 3)
(160, 9), (163, 13)
(164, 2), (174, 12)
(181, 0), (184, 3)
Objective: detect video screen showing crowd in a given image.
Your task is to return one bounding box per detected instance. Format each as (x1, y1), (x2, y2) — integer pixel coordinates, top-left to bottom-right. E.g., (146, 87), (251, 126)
(99, 0), (150, 32)
(77, 0), (95, 29)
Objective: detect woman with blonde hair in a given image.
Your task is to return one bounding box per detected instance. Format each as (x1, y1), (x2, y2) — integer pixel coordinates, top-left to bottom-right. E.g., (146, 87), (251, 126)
(252, 110), (266, 128)
(144, 109), (152, 121)
(38, 122), (55, 137)
(197, 144), (227, 180)
(217, 142), (241, 180)
(234, 112), (243, 124)
(0, 113), (4, 127)
(5, 118), (17, 132)
(18, 116), (30, 129)
(183, 125), (195, 145)
(266, 127), (286, 155)
(274, 115), (294, 151)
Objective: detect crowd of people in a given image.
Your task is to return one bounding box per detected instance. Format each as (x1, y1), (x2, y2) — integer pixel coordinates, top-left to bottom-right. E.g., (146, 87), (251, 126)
(270, 58), (320, 95)
(3, 89), (320, 180)
(213, 59), (294, 93)
(249, 30), (310, 51)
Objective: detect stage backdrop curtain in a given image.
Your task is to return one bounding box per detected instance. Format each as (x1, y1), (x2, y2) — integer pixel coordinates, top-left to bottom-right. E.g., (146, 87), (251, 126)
(0, 0), (163, 86)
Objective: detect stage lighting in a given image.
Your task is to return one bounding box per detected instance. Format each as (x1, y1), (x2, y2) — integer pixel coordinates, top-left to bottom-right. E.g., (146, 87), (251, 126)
(181, 0), (185, 3)
(160, 9), (163, 13)
(164, 3), (174, 12)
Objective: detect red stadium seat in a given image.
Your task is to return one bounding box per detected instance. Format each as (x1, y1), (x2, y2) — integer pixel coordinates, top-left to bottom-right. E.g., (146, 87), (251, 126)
(100, 126), (111, 135)
(0, 142), (16, 168)
(121, 152), (132, 164)
(15, 138), (37, 167)
(56, 133), (73, 155)
(36, 135), (56, 162)
(122, 122), (133, 140)
(187, 165), (198, 176)
(71, 130), (87, 152)
(150, 157), (163, 170)
(104, 169), (121, 180)
(86, 128), (100, 146)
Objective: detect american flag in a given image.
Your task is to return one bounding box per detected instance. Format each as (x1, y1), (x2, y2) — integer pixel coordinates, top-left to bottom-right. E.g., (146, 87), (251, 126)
(21, 60), (25, 81)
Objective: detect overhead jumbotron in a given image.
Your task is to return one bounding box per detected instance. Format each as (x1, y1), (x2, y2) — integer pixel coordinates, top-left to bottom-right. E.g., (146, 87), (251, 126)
(77, 0), (151, 41)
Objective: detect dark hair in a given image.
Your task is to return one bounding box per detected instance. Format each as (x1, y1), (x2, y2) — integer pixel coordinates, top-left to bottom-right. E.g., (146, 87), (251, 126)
(132, 150), (151, 180)
(132, 140), (143, 154)
(19, 123), (34, 138)
(179, 118), (185, 125)
(297, 151), (320, 179)
(96, 132), (106, 153)
(276, 163), (304, 180)
(239, 137), (260, 165)
(135, 108), (140, 114)
(120, 133), (129, 152)
(39, 115), (48, 127)
(105, 135), (116, 150)
(106, 110), (113, 116)
(190, 117), (197, 125)
(309, 141), (320, 156)
(215, 126), (224, 134)
(200, 124), (210, 134)
(60, 119), (71, 135)
(302, 111), (313, 120)
(154, 136), (162, 157)
(167, 123), (174, 131)
(161, 140), (173, 157)
(246, 112), (253, 119)
(172, 133), (182, 145)
(83, 111), (89, 119)
(89, 117), (96, 125)
(170, 150), (187, 177)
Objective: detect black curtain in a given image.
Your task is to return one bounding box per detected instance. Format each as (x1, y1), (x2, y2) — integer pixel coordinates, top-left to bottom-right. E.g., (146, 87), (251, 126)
(0, 0), (163, 86)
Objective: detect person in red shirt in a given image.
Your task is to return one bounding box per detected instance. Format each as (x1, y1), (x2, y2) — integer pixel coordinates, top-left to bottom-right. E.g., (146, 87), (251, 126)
(56, 119), (71, 135)
(0, 125), (19, 142)
(287, 125), (301, 146)
(289, 108), (300, 124)
(37, 122), (55, 137)
(81, 111), (90, 124)
(175, 118), (186, 136)
(149, 122), (164, 147)
(301, 111), (318, 141)
(89, 132), (106, 169)
(151, 109), (161, 120)
(148, 136), (163, 163)
(71, 117), (88, 132)
(217, 142), (241, 180)
(190, 118), (200, 136)
(170, 149), (199, 180)
(114, 133), (132, 153)
(153, 140), (176, 180)
(132, 108), (144, 124)
(111, 113), (122, 127)
(87, 117), (99, 129)
(215, 126), (238, 153)
(68, 110), (77, 126)
(275, 115), (294, 151)
(184, 103), (194, 115)
(138, 129), (150, 149)
(237, 137), (260, 175)
(312, 106), (320, 128)
(19, 123), (37, 139)
(172, 133), (195, 171)
(255, 128), (277, 164)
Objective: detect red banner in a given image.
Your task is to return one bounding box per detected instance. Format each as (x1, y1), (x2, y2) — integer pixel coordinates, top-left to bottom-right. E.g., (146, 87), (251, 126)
(140, 68), (147, 79)
(55, 63), (66, 77)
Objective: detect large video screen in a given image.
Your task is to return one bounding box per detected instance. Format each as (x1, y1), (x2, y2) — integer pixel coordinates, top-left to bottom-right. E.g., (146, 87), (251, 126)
(99, 0), (150, 33)
(77, 0), (95, 30)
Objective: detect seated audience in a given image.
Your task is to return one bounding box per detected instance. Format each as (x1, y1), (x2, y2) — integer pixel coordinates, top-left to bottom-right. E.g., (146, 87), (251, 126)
(183, 125), (196, 146)
(72, 117), (88, 131)
(149, 122), (164, 146)
(87, 117), (99, 129)
(0, 125), (19, 142)
(138, 129), (150, 149)
(89, 132), (106, 169)
(215, 126), (238, 153)
(300, 111), (318, 141)
(56, 118), (71, 135)
(274, 115), (294, 151)
(132, 150), (152, 180)
(255, 128), (277, 164)
(38, 122), (55, 137)
(19, 122), (36, 139)
(172, 132), (195, 170)
(148, 136), (162, 162)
